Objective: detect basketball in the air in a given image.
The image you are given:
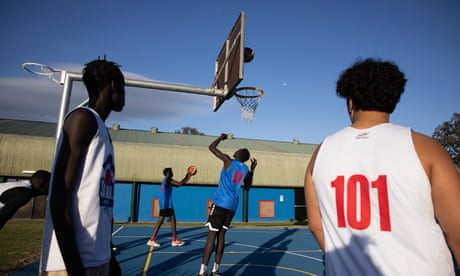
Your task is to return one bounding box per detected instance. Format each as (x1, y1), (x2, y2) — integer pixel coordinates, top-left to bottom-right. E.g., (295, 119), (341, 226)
(244, 47), (254, 63)
(187, 166), (197, 176)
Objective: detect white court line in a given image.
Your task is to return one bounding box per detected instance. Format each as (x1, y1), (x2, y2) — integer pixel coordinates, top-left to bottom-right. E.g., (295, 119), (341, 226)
(112, 225), (124, 236)
(190, 239), (324, 263)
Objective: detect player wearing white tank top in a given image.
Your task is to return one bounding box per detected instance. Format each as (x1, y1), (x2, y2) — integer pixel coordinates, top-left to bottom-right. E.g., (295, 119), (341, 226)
(304, 58), (460, 275)
(40, 59), (125, 276)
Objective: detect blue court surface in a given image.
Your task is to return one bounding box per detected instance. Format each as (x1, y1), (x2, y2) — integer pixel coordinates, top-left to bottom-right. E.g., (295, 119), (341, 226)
(114, 225), (324, 276)
(13, 224), (460, 275)
(15, 225), (325, 276)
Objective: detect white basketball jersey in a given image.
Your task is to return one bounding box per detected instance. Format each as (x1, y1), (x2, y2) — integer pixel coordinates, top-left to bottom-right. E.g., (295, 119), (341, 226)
(313, 123), (454, 275)
(40, 107), (115, 272)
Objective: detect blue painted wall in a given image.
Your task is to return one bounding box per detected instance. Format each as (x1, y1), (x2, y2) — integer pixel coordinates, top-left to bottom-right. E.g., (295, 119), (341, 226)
(113, 182), (296, 223)
(113, 183), (132, 222)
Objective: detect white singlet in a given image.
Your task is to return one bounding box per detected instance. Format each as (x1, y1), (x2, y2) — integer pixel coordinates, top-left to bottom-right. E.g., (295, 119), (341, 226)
(313, 123), (454, 275)
(40, 107), (115, 272)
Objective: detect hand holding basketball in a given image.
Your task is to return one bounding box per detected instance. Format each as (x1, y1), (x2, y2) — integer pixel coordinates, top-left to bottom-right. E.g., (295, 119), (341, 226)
(187, 166), (197, 176)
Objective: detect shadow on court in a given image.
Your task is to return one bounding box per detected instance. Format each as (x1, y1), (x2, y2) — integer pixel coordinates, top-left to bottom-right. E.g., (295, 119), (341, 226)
(114, 226), (325, 276)
(13, 225), (459, 276)
(223, 228), (298, 275)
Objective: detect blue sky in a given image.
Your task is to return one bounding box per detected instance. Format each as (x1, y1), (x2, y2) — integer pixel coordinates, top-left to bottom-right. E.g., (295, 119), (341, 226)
(1, 1), (459, 144)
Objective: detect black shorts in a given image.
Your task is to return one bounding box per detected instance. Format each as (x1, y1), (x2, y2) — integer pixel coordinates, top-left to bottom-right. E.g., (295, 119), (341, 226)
(159, 208), (175, 217)
(206, 204), (235, 231)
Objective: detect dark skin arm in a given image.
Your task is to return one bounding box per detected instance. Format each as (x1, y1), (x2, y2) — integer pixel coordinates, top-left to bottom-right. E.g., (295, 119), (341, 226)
(209, 133), (257, 189)
(243, 159), (257, 190)
(168, 173), (192, 187)
(0, 188), (33, 230)
(304, 145), (325, 251)
(209, 133), (232, 169)
(50, 108), (97, 275)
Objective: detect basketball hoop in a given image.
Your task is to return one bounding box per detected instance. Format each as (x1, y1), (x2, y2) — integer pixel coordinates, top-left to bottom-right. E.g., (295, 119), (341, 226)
(234, 87), (264, 122)
(22, 62), (64, 85)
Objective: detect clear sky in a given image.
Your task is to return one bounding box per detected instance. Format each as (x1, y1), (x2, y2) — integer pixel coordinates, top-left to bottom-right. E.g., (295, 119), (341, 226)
(1, 1), (459, 144)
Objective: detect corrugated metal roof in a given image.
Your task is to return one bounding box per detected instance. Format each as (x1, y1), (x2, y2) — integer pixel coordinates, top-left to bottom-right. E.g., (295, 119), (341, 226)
(0, 118), (318, 155)
(0, 119), (56, 137)
(0, 118), (318, 187)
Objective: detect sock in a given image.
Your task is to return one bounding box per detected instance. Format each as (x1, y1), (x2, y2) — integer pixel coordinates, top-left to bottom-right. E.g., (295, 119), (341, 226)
(212, 263), (220, 272)
(173, 235), (177, 241)
(199, 264), (207, 274)
(149, 236), (156, 241)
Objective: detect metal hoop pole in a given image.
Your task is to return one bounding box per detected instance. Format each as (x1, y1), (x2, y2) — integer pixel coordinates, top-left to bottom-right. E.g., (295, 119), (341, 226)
(55, 72), (82, 141)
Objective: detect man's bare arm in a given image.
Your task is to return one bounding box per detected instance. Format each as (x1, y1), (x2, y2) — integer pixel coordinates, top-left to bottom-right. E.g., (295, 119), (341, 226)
(414, 132), (460, 264)
(209, 133), (232, 169)
(304, 146), (325, 251)
(50, 109), (96, 274)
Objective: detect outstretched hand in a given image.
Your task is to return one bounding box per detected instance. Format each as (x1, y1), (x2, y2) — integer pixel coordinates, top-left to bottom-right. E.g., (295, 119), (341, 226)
(250, 158), (257, 171)
(220, 133), (228, 140)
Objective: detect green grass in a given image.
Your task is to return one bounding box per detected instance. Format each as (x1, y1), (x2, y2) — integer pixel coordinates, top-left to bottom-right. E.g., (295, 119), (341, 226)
(0, 220), (44, 275)
(0, 220), (308, 275)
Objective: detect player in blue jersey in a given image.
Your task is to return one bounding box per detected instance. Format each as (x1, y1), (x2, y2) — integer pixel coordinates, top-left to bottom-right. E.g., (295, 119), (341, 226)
(147, 167), (192, 247)
(198, 133), (257, 276)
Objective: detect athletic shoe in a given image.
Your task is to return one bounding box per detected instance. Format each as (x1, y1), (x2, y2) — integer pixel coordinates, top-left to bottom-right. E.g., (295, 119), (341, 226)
(210, 271), (221, 276)
(171, 239), (185, 247)
(146, 239), (161, 247)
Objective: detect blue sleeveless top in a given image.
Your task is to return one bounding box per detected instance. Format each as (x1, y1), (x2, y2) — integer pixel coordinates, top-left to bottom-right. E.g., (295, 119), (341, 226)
(159, 177), (173, 209)
(213, 159), (249, 212)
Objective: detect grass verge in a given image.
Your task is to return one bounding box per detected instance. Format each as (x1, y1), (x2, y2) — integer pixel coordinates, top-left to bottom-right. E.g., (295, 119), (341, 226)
(0, 220), (44, 276)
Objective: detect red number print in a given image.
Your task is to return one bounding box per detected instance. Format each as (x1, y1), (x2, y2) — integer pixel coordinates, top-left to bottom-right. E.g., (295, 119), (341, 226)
(232, 171), (244, 185)
(331, 174), (391, 231)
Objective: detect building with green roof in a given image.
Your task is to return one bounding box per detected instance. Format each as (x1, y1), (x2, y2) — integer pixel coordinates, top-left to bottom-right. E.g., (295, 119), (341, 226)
(0, 118), (318, 223)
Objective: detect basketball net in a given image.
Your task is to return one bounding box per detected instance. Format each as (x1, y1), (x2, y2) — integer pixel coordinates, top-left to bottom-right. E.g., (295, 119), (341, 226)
(22, 62), (64, 85)
(234, 87), (264, 122)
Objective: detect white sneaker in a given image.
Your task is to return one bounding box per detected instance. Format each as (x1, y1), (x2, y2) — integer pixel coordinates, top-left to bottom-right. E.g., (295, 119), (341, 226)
(147, 239), (161, 247)
(171, 239), (185, 247)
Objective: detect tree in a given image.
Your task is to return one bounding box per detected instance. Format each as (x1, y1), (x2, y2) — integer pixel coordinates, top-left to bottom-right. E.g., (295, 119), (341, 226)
(174, 127), (205, 135)
(432, 112), (460, 167)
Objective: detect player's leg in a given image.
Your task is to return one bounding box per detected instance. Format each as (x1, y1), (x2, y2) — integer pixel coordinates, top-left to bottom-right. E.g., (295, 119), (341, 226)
(147, 215), (164, 246)
(170, 215), (177, 238)
(212, 208), (234, 274)
(214, 229), (226, 265)
(199, 204), (222, 275)
(199, 230), (217, 274)
(170, 214), (184, 246)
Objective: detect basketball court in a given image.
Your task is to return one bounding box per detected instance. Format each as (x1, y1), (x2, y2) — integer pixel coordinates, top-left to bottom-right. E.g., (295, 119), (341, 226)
(17, 10), (460, 276)
(13, 223), (460, 275)
(14, 225), (325, 276)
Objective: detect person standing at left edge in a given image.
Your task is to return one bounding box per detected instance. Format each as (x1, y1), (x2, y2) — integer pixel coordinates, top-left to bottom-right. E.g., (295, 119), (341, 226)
(40, 58), (125, 276)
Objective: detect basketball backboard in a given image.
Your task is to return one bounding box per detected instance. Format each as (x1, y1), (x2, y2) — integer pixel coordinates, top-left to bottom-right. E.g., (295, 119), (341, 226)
(212, 11), (246, 111)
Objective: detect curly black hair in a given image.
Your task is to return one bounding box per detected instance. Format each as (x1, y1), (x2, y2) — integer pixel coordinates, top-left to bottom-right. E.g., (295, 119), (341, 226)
(82, 59), (124, 99)
(336, 58), (407, 114)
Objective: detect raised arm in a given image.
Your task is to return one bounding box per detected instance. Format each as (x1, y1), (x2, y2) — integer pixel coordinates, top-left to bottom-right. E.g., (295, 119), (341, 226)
(243, 158), (257, 190)
(209, 133), (232, 169)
